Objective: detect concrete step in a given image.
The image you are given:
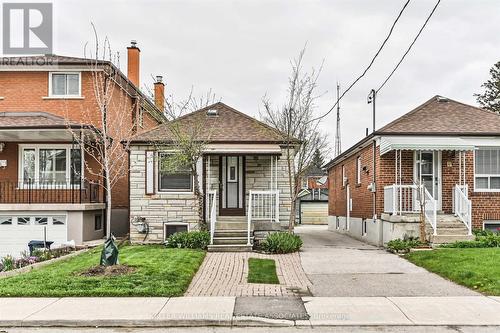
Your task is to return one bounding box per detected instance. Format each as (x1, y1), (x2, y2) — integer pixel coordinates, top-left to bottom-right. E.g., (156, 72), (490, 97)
(217, 216), (247, 222)
(212, 237), (250, 245)
(429, 234), (474, 244)
(207, 244), (253, 252)
(214, 230), (248, 238)
(434, 227), (470, 235)
(216, 222), (248, 230)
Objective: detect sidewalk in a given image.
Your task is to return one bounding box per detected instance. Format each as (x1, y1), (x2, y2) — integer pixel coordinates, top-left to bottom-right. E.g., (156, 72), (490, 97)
(1, 296), (500, 327)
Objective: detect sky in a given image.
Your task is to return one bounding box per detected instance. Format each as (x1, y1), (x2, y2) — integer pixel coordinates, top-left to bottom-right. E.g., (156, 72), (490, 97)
(47, 0), (500, 158)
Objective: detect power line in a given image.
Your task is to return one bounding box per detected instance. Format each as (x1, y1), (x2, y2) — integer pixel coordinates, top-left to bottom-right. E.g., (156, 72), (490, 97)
(334, 83), (341, 157)
(376, 0), (441, 93)
(310, 0), (411, 123)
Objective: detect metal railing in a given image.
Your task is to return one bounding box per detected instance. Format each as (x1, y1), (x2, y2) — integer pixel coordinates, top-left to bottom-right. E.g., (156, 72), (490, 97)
(0, 179), (103, 204)
(207, 190), (217, 245)
(384, 184), (437, 235)
(453, 185), (472, 235)
(247, 190), (279, 245)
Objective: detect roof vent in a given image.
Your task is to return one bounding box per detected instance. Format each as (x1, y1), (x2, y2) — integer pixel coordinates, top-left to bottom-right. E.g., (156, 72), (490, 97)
(436, 96), (448, 103)
(206, 109), (218, 117)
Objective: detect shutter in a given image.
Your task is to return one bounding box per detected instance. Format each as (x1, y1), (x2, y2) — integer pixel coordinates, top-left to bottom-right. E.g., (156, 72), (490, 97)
(145, 151), (155, 195)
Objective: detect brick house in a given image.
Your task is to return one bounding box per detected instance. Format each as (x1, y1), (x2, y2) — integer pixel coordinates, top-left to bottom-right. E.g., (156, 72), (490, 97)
(324, 96), (500, 246)
(127, 102), (297, 251)
(0, 42), (166, 257)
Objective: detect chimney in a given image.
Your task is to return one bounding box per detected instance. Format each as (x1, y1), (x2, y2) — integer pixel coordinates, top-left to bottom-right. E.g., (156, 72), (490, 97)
(127, 40), (140, 87)
(154, 75), (165, 111)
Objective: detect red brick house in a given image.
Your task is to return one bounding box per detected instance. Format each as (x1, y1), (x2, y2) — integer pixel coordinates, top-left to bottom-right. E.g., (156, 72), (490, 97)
(0, 42), (166, 257)
(324, 96), (500, 245)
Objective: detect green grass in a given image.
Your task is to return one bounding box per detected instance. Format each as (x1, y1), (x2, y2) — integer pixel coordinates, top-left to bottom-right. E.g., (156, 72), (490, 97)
(0, 245), (205, 297)
(406, 248), (500, 295)
(247, 258), (279, 284)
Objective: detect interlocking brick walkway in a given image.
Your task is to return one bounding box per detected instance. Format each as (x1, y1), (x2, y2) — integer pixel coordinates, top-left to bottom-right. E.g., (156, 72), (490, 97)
(186, 252), (311, 297)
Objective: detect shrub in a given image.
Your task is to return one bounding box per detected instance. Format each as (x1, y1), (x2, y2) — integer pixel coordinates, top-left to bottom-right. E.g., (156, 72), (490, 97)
(387, 237), (423, 253)
(259, 232), (302, 254)
(1, 255), (15, 272)
(165, 231), (210, 249)
(441, 231), (500, 248)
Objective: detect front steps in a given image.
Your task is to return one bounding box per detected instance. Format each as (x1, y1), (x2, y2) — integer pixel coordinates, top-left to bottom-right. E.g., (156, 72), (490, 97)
(425, 214), (474, 245)
(208, 216), (253, 252)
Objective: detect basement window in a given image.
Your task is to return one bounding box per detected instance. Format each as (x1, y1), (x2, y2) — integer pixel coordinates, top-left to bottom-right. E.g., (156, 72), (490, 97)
(163, 222), (189, 241)
(483, 221), (500, 233)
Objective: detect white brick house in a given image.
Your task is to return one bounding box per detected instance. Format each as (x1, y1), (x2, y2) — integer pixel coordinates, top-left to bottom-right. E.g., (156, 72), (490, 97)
(128, 102), (297, 251)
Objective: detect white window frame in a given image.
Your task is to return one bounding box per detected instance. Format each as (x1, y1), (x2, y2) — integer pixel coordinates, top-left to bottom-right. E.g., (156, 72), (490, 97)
(483, 220), (500, 232)
(48, 72), (82, 98)
(163, 222), (189, 241)
(18, 144), (84, 188)
(356, 156), (362, 185)
(473, 148), (500, 192)
(156, 152), (194, 193)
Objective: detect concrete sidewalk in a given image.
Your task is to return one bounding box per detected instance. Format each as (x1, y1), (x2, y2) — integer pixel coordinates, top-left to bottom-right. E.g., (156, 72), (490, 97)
(1, 296), (500, 327)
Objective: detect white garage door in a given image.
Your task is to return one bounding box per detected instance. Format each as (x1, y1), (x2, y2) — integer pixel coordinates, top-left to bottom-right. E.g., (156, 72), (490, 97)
(300, 202), (328, 225)
(0, 215), (67, 258)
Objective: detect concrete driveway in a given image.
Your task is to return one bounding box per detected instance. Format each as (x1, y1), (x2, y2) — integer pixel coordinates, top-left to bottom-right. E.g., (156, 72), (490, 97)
(295, 225), (478, 297)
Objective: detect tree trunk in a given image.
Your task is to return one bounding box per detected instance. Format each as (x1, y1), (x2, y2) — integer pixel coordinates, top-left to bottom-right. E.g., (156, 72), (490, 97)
(192, 167), (206, 230)
(105, 168), (112, 239)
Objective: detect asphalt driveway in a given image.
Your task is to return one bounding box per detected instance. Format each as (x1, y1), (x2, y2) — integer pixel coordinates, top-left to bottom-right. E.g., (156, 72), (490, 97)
(295, 225), (478, 297)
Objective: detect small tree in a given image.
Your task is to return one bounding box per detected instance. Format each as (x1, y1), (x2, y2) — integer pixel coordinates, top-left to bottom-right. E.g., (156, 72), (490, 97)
(475, 61), (500, 114)
(66, 27), (137, 240)
(262, 48), (329, 231)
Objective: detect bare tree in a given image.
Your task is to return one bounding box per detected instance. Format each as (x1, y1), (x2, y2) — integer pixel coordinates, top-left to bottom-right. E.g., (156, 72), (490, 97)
(261, 48), (329, 231)
(66, 26), (137, 239)
(146, 86), (219, 230)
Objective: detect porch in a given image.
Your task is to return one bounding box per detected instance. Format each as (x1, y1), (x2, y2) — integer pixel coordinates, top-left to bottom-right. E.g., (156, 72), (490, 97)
(379, 136), (475, 241)
(203, 152), (287, 250)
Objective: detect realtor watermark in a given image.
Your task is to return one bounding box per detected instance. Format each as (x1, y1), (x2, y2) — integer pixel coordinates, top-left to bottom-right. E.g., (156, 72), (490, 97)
(2, 2), (53, 55)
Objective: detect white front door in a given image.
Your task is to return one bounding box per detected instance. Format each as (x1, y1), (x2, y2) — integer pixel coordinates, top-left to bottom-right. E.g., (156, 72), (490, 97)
(414, 151), (442, 210)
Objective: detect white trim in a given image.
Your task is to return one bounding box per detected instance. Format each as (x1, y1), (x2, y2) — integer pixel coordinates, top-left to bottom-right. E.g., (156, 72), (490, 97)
(473, 148), (500, 192)
(413, 150), (442, 210)
(163, 221), (189, 241)
(17, 143), (84, 187)
(0, 97), (4, 100)
(48, 72), (82, 98)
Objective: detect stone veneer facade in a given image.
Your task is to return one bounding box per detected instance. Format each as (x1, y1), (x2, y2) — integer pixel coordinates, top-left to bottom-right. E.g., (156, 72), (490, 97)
(129, 145), (293, 243)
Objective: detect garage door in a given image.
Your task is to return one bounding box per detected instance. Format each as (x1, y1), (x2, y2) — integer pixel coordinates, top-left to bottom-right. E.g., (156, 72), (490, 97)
(0, 215), (67, 258)
(300, 201), (328, 225)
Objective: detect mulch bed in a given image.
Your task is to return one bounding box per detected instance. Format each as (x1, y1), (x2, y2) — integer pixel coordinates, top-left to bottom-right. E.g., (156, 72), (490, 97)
(79, 265), (135, 277)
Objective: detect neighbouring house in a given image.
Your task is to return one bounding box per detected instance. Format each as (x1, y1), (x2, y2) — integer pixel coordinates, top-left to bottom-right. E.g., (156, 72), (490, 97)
(324, 95), (500, 246)
(297, 165), (329, 225)
(127, 102), (297, 251)
(0, 42), (166, 257)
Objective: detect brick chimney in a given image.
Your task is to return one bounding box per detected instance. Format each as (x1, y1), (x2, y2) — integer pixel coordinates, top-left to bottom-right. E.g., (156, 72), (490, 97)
(127, 40), (140, 87)
(154, 75), (165, 111)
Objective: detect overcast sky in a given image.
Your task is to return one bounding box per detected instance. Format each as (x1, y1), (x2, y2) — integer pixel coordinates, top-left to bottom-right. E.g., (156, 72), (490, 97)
(50, 0), (499, 158)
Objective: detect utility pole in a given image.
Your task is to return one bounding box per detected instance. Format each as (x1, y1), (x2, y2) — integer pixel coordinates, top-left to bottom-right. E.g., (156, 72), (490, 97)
(334, 83), (341, 157)
(367, 89), (379, 243)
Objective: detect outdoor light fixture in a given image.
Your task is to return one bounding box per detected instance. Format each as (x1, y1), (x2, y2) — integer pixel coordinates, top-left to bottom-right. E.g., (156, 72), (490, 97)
(0, 143), (4, 152)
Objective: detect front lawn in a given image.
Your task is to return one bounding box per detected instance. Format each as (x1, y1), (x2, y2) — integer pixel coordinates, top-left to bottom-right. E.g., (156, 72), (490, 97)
(0, 245), (205, 297)
(247, 258), (279, 284)
(406, 248), (500, 295)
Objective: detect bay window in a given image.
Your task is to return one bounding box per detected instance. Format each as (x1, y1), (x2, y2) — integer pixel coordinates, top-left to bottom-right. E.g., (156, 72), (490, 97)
(474, 148), (500, 191)
(158, 153), (193, 192)
(19, 145), (82, 186)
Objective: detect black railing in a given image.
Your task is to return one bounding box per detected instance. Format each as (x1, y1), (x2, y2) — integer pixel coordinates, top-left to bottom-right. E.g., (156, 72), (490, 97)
(0, 179), (104, 204)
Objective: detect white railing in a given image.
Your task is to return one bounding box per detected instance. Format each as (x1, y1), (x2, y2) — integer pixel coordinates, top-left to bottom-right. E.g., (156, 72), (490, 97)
(207, 190), (217, 245)
(247, 190), (279, 245)
(384, 184), (437, 235)
(453, 185), (472, 235)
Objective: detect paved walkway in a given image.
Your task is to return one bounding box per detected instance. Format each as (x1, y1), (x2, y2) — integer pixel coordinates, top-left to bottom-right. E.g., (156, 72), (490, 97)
(1, 296), (500, 327)
(295, 225), (478, 296)
(186, 252), (311, 296)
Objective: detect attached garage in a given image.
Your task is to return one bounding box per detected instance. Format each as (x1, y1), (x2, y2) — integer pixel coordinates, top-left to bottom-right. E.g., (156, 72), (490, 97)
(0, 214), (67, 258)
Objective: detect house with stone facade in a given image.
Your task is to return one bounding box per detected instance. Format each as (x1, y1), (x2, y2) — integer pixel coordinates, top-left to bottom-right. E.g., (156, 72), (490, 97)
(0, 42), (165, 257)
(324, 96), (500, 246)
(128, 102), (296, 251)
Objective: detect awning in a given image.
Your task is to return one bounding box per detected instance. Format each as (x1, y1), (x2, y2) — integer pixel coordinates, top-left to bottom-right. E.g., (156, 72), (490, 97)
(380, 136), (475, 156)
(203, 143), (282, 155)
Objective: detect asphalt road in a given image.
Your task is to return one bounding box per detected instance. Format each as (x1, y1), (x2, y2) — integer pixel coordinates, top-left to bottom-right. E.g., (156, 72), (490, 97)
(295, 225), (478, 297)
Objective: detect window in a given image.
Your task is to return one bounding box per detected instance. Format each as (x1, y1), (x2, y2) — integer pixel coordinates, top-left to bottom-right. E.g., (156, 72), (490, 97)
(483, 221), (500, 233)
(164, 223), (188, 240)
(475, 148), (500, 191)
(362, 218), (367, 236)
(19, 145), (82, 185)
(17, 217), (31, 225)
(34, 217), (48, 225)
(52, 216), (66, 225)
(94, 215), (102, 230)
(0, 217), (12, 225)
(158, 153), (193, 192)
(356, 156), (362, 184)
(342, 165), (346, 187)
(50, 72), (81, 97)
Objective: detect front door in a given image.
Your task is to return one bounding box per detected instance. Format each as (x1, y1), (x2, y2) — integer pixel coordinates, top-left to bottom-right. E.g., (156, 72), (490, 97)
(219, 156), (245, 216)
(414, 151), (442, 210)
